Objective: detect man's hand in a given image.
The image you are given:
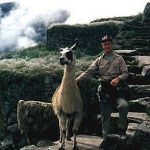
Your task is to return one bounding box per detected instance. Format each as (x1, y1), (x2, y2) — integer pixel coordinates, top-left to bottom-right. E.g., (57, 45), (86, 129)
(111, 77), (120, 86)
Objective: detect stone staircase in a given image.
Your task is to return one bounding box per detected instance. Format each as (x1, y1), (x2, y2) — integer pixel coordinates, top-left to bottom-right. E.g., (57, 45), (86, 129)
(110, 15), (150, 149)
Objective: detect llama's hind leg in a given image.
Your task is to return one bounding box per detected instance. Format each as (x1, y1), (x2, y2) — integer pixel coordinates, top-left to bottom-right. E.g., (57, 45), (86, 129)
(66, 116), (73, 141)
(58, 115), (67, 150)
(72, 113), (83, 150)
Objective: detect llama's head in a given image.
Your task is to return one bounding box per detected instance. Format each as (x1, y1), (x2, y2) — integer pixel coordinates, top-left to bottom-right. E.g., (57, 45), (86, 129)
(59, 43), (77, 65)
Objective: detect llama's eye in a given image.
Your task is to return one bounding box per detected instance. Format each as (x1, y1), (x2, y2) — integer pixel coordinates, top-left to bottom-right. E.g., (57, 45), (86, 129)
(66, 51), (73, 60)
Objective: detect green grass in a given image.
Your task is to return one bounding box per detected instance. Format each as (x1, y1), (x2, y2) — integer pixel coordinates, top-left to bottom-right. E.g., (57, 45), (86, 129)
(0, 45), (101, 77)
(0, 45), (100, 106)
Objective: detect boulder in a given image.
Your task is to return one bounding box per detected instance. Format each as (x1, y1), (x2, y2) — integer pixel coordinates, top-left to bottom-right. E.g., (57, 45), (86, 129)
(0, 135), (14, 150)
(103, 134), (127, 150)
(132, 121), (150, 150)
(17, 100), (59, 144)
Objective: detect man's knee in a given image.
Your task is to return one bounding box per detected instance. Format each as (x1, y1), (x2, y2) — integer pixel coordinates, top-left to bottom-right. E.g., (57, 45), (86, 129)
(117, 98), (128, 111)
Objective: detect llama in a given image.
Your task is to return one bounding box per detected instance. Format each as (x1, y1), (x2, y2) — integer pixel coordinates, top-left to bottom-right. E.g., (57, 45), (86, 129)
(52, 43), (84, 150)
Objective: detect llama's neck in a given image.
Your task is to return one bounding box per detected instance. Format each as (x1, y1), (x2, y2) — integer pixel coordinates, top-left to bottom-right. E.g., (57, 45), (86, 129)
(63, 63), (75, 82)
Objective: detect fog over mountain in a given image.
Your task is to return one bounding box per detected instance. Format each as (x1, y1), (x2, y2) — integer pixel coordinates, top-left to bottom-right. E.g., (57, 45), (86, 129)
(0, 0), (70, 51)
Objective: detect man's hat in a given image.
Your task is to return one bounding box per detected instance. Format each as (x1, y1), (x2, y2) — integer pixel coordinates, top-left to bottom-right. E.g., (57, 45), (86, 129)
(101, 35), (112, 43)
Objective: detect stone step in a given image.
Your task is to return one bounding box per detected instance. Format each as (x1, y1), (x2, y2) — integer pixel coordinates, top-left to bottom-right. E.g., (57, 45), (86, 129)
(142, 65), (150, 76)
(128, 97), (150, 113)
(20, 135), (102, 150)
(128, 66), (142, 74)
(133, 56), (150, 66)
(129, 85), (150, 99)
(128, 73), (150, 85)
(124, 41), (150, 47)
(115, 50), (138, 56)
(115, 49), (150, 57)
(121, 56), (138, 65)
(132, 121), (150, 150)
(127, 123), (139, 137)
(111, 112), (150, 123)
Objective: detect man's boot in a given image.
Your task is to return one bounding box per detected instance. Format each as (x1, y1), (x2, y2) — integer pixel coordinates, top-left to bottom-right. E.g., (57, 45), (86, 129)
(118, 128), (127, 136)
(99, 140), (104, 150)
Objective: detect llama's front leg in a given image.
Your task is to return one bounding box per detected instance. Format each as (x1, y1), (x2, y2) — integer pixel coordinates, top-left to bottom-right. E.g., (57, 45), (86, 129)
(72, 113), (83, 150)
(66, 117), (73, 141)
(58, 115), (67, 150)
(59, 121), (63, 142)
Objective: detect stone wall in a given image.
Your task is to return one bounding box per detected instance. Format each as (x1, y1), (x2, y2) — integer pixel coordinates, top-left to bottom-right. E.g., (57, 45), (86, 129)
(46, 22), (119, 55)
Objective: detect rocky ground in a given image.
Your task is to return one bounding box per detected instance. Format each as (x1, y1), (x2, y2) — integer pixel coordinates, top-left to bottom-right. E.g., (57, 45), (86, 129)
(0, 2), (150, 150)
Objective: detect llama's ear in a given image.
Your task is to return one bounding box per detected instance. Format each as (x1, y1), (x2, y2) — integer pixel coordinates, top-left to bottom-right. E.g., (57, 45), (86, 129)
(71, 43), (77, 51)
(71, 38), (78, 51)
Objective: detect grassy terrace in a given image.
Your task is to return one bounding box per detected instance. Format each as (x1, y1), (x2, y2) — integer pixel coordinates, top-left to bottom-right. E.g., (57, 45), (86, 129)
(0, 45), (101, 108)
(0, 45), (100, 77)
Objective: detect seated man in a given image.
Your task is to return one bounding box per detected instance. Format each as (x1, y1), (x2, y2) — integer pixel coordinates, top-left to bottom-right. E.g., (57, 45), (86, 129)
(76, 35), (128, 150)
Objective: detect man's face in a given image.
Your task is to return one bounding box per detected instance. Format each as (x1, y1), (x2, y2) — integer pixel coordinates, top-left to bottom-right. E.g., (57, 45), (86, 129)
(101, 41), (112, 53)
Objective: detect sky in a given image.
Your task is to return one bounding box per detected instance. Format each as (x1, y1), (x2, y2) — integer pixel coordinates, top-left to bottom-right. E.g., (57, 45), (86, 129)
(0, 0), (149, 50)
(0, 0), (149, 24)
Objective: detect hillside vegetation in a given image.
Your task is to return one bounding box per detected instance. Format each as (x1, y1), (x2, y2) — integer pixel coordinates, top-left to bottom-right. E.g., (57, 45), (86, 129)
(0, 46), (100, 110)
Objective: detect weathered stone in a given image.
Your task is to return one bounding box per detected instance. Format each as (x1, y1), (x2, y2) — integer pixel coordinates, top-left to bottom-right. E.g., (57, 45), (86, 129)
(17, 100), (59, 145)
(134, 56), (150, 67)
(128, 73), (150, 85)
(7, 112), (17, 125)
(147, 103), (150, 117)
(136, 47), (150, 55)
(0, 103), (5, 139)
(132, 121), (150, 150)
(37, 139), (53, 147)
(142, 3), (150, 24)
(0, 135), (14, 150)
(128, 65), (142, 74)
(142, 65), (150, 76)
(129, 85), (150, 99)
(47, 23), (119, 55)
(20, 145), (36, 150)
(128, 97), (150, 112)
(103, 134), (127, 150)
(111, 112), (150, 123)
(115, 50), (138, 56)
(127, 123), (139, 137)
(21, 135), (102, 150)
(7, 124), (19, 134)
